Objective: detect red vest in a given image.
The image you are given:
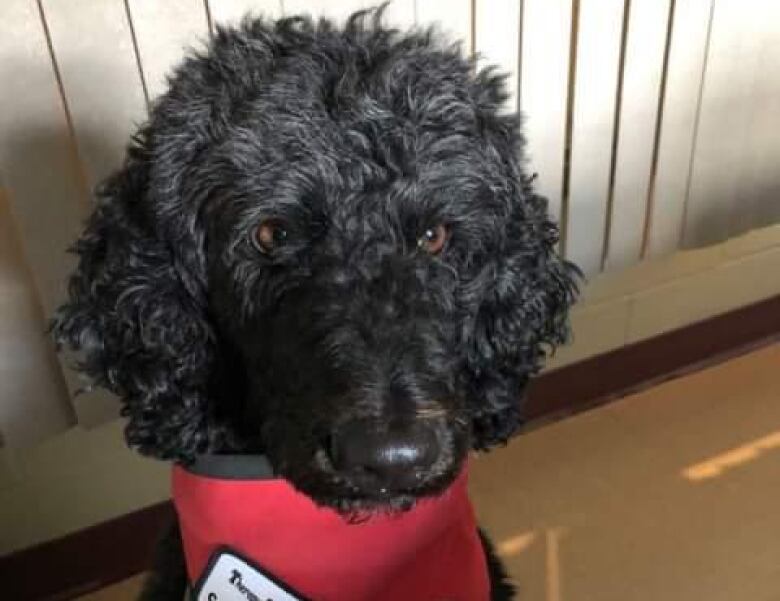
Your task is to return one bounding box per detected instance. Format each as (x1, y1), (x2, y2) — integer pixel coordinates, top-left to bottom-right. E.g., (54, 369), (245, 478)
(172, 459), (490, 600)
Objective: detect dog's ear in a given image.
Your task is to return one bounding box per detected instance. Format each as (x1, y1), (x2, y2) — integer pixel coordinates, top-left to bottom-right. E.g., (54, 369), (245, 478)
(461, 69), (580, 449)
(465, 188), (579, 450)
(52, 23), (285, 460)
(52, 149), (216, 462)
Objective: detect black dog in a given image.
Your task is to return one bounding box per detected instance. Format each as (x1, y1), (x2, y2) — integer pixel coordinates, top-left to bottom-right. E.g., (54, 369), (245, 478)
(54, 7), (578, 600)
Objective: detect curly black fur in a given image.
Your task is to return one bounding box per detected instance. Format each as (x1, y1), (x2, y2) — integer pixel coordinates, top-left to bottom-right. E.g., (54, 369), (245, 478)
(53, 6), (577, 598)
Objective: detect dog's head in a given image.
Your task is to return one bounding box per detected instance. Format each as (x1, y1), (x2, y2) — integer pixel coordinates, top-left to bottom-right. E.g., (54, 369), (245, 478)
(54, 11), (578, 512)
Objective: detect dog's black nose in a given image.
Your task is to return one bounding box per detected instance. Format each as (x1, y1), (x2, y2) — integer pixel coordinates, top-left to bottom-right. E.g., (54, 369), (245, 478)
(330, 419), (439, 491)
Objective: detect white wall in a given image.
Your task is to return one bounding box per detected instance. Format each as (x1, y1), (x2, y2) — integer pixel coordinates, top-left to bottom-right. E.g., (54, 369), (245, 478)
(0, 0), (779, 555)
(2, 0), (780, 440)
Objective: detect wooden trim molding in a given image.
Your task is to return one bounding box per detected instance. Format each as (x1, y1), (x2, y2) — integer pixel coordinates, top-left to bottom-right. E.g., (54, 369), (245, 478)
(3, 294), (779, 600)
(1, 502), (175, 601)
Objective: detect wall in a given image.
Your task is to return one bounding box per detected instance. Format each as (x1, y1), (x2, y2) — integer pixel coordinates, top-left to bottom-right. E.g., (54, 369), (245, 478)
(1, 0), (780, 556)
(2, 0), (780, 439)
(0, 189), (73, 449)
(1, 220), (778, 556)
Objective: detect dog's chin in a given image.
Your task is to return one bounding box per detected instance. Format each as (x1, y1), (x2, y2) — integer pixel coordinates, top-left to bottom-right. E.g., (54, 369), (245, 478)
(274, 451), (467, 517)
(306, 476), (459, 517)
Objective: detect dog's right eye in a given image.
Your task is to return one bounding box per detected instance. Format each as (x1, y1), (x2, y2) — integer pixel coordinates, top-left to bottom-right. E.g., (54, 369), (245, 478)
(417, 224), (449, 255)
(252, 219), (288, 254)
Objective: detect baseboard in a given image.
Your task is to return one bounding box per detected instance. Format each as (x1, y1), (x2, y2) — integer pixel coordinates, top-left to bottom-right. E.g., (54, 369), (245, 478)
(3, 294), (779, 600)
(1, 502), (175, 600)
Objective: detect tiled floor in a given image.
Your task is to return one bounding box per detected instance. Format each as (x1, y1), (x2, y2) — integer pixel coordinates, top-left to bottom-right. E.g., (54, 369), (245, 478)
(79, 343), (780, 600)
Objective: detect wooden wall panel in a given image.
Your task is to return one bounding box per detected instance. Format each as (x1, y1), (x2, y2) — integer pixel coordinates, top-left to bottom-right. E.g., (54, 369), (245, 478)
(2, 0), (780, 444)
(282, 0), (415, 26)
(36, 0), (150, 427)
(474, 0), (521, 113)
(519, 0), (571, 224)
(40, 0), (147, 192)
(31, 0), (149, 426)
(0, 0), (87, 442)
(0, 0), (89, 315)
(211, 0), (416, 28)
(645, 0), (713, 258)
(604, 0), (671, 270)
(378, 0), (416, 28)
(564, 0), (625, 275)
(127, 0), (211, 102)
(0, 189), (74, 447)
(734, 1), (780, 235)
(683, 0), (765, 248)
(208, 0), (282, 26)
(283, 0), (368, 22)
(417, 0), (472, 53)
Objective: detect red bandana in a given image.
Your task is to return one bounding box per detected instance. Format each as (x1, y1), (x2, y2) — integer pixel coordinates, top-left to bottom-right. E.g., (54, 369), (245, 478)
(172, 460), (490, 600)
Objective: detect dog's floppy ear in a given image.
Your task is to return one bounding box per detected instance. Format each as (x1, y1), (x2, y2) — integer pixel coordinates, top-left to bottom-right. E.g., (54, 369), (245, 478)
(52, 147), (216, 462)
(53, 22), (286, 460)
(461, 69), (580, 449)
(466, 187), (579, 450)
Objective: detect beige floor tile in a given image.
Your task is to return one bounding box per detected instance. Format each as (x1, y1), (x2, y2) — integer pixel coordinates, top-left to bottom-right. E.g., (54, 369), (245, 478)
(470, 343), (780, 601)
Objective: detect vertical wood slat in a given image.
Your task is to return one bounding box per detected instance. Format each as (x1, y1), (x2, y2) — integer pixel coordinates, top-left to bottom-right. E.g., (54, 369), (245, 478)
(564, 0), (625, 276)
(416, 0), (473, 55)
(40, 0), (148, 192)
(645, 0), (713, 258)
(0, 0), (89, 316)
(519, 0), (572, 224)
(734, 1), (780, 234)
(208, 0), (415, 29)
(0, 189), (75, 447)
(38, 0), (150, 427)
(377, 0), (416, 27)
(283, 0), (364, 20)
(283, 0), (416, 27)
(0, 0), (87, 442)
(603, 0), (671, 270)
(4, 0), (780, 445)
(682, 0), (766, 248)
(474, 0), (521, 113)
(207, 0), (282, 26)
(126, 0), (211, 102)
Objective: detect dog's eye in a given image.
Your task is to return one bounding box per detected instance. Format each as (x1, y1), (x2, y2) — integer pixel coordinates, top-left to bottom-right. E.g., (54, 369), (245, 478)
(252, 219), (288, 254)
(417, 225), (449, 255)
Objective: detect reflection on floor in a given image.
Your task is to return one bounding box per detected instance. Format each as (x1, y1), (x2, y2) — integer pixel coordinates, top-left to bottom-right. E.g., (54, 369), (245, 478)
(79, 343), (780, 600)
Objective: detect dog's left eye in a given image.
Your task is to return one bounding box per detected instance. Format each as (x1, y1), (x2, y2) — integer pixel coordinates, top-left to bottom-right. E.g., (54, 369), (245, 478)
(252, 219), (289, 254)
(417, 225), (449, 255)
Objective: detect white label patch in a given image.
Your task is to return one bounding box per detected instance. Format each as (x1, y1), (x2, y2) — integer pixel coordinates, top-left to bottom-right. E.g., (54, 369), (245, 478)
(195, 549), (305, 601)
